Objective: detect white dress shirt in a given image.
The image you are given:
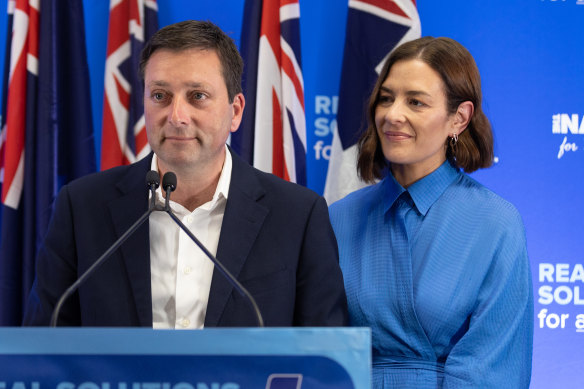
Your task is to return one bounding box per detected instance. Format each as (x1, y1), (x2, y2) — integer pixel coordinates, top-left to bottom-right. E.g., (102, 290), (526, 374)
(149, 148), (232, 329)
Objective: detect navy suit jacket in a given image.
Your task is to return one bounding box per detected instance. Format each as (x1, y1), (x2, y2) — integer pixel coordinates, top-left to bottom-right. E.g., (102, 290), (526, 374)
(24, 150), (348, 327)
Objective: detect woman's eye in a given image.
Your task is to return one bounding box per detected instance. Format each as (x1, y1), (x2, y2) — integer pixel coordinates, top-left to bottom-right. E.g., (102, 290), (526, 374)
(378, 95), (393, 104)
(410, 99), (424, 107)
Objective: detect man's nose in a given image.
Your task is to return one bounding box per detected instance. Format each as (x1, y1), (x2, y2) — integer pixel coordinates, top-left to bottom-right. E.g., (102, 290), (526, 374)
(168, 96), (189, 126)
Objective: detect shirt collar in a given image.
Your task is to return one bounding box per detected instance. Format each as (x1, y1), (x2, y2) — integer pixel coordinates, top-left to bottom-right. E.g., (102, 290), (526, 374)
(150, 145), (232, 213)
(383, 160), (461, 216)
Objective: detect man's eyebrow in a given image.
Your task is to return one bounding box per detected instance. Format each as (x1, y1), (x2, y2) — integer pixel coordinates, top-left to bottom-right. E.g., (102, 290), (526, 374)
(147, 80), (170, 87)
(146, 81), (209, 89)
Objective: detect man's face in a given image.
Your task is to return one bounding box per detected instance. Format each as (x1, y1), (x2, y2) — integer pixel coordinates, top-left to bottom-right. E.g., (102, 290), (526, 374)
(143, 48), (244, 174)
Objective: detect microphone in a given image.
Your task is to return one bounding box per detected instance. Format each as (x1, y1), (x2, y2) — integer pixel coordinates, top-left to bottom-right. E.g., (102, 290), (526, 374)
(160, 171), (265, 327)
(50, 170), (162, 327)
(162, 170), (177, 211)
(146, 169), (161, 210)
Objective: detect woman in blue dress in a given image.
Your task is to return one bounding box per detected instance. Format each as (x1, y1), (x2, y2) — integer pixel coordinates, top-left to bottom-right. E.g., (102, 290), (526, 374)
(329, 37), (533, 388)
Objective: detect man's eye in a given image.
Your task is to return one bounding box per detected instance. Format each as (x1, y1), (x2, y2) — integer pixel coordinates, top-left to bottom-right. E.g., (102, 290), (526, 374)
(192, 92), (206, 101)
(152, 92), (166, 101)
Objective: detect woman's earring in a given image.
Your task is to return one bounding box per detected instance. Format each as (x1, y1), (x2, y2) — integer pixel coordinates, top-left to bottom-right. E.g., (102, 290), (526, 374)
(449, 132), (458, 154)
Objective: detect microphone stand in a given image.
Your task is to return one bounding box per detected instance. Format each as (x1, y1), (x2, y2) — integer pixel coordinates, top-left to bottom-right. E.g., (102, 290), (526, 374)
(161, 172), (264, 327)
(51, 170), (265, 328)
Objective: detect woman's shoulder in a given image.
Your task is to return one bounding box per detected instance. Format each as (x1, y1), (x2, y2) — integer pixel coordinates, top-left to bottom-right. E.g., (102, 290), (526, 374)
(449, 174), (524, 227)
(329, 182), (382, 212)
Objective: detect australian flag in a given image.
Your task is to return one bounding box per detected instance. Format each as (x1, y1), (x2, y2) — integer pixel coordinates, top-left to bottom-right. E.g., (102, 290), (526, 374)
(233, 0), (307, 185)
(324, 0), (421, 203)
(100, 0), (158, 170)
(0, 0), (96, 325)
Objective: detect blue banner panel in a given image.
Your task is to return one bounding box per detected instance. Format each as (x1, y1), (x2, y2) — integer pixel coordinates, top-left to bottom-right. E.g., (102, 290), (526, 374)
(0, 355), (351, 389)
(0, 328), (371, 389)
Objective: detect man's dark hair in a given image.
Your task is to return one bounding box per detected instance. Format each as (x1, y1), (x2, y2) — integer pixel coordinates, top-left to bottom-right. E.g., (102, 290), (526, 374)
(139, 20), (243, 102)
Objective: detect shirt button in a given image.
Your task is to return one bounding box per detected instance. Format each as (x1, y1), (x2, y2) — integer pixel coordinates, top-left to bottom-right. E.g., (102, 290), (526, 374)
(186, 215), (193, 223)
(183, 266), (192, 275)
(180, 318), (190, 328)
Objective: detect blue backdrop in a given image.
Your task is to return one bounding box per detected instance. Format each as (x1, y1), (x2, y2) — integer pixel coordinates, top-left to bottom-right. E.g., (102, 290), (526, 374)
(1, 0), (582, 387)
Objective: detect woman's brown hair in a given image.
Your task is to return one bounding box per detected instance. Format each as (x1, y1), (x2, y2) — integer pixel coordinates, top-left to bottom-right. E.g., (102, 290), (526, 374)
(357, 37), (494, 183)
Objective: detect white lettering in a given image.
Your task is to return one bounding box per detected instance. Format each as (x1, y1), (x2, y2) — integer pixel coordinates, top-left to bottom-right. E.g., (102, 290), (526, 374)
(314, 117), (330, 137)
(575, 286), (584, 304)
(313, 141), (332, 160)
(539, 263), (584, 282)
(315, 95), (331, 114)
(556, 263), (570, 282)
(538, 285), (584, 305)
(571, 264), (584, 282)
(538, 308), (569, 328)
(576, 314), (584, 331)
(539, 263), (554, 282)
(552, 114), (561, 133)
(557, 136), (578, 159)
(56, 383), (75, 389)
(561, 113), (580, 134)
(173, 384), (194, 389)
(538, 285), (553, 304)
(78, 383), (100, 389)
(554, 286), (573, 305)
(53, 383), (238, 389)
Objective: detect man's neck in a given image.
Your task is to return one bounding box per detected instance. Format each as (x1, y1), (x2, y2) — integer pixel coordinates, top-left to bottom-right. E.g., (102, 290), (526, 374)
(157, 156), (225, 213)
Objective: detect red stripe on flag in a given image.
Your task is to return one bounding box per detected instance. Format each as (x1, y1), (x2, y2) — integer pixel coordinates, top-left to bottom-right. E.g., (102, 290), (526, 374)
(1, 0), (35, 204)
(130, 0), (142, 28)
(271, 88), (286, 180)
(260, 0), (282, 68)
(135, 126), (148, 155)
(28, 5), (39, 61)
(106, 1), (130, 56)
(100, 94), (124, 170)
(358, 0), (409, 19)
(281, 51), (304, 111)
(114, 73), (130, 110)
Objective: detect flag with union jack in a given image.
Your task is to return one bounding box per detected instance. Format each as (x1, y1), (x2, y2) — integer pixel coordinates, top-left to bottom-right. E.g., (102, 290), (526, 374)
(0, 0), (96, 325)
(233, 0), (306, 185)
(324, 0), (420, 203)
(100, 0), (158, 170)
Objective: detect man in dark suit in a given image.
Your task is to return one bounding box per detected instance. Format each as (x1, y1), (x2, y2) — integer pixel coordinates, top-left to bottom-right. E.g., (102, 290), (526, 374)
(23, 20), (347, 327)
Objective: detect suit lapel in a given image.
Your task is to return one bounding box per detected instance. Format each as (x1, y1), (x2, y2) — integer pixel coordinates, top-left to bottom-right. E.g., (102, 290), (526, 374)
(204, 150), (269, 326)
(107, 155), (154, 326)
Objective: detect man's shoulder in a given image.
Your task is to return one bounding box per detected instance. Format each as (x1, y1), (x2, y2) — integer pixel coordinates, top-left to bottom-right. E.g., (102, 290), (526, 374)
(258, 167), (316, 195)
(230, 150), (321, 204)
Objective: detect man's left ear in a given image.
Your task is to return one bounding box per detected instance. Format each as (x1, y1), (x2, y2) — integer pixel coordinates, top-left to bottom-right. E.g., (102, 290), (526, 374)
(454, 101), (474, 134)
(230, 93), (246, 133)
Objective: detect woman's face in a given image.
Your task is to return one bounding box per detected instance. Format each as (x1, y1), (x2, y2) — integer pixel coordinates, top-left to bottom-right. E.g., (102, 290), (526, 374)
(375, 59), (456, 186)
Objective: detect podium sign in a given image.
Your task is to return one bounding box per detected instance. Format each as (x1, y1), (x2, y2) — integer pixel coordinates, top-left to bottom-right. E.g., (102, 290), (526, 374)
(0, 328), (370, 389)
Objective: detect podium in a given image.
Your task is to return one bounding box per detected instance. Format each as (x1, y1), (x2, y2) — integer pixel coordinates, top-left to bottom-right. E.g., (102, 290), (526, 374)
(0, 327), (370, 389)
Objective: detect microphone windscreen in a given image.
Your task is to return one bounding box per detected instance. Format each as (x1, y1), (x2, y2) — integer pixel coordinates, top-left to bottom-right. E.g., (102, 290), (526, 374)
(146, 170), (160, 188)
(162, 171), (177, 192)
